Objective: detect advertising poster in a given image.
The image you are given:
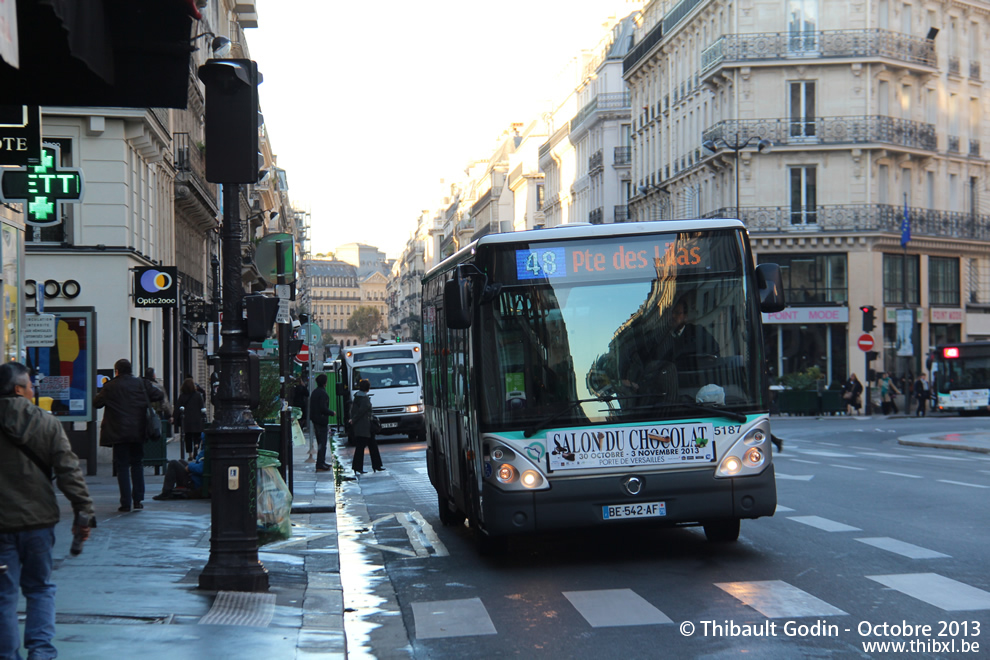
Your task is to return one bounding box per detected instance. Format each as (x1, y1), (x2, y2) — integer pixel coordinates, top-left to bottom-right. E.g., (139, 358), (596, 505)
(2, 222), (20, 363)
(28, 307), (95, 422)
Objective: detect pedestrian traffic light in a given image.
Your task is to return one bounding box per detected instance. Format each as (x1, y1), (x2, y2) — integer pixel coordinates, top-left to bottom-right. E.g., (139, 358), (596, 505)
(198, 59), (261, 184)
(860, 305), (876, 332)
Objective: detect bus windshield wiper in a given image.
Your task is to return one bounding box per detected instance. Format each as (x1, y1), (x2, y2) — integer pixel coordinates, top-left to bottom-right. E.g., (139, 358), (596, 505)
(522, 395), (614, 438)
(607, 394), (747, 423)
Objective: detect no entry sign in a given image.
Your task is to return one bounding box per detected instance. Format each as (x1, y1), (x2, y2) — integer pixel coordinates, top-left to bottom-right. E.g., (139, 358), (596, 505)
(857, 334), (875, 351)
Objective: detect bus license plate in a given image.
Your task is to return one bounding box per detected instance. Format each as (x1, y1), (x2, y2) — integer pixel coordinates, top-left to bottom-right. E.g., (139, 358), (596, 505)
(603, 502), (666, 520)
(381, 421), (398, 429)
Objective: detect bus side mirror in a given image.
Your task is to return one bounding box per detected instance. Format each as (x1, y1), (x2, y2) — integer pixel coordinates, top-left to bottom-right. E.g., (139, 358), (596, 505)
(756, 263), (786, 313)
(444, 269), (473, 329)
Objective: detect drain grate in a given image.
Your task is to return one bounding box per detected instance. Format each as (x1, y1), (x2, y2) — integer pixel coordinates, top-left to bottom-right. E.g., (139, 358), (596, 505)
(198, 591), (276, 627)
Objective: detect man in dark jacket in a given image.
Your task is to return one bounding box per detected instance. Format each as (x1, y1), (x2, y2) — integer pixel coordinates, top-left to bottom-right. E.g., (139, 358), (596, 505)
(1, 362), (94, 660)
(94, 358), (163, 512)
(309, 374), (336, 472)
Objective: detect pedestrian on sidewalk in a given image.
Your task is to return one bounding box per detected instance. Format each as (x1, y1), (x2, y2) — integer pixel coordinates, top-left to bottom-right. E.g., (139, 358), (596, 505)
(914, 372), (931, 417)
(879, 372), (899, 415)
(94, 358), (163, 512)
(143, 367), (173, 427)
(173, 378), (205, 461)
(1, 362), (95, 660)
(842, 373), (863, 415)
(152, 447), (205, 500)
(350, 379), (384, 475)
(309, 374), (336, 472)
(290, 376), (313, 461)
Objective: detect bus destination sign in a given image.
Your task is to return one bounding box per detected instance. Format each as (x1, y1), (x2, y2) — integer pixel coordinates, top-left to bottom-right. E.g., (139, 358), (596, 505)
(546, 422), (716, 471)
(514, 234), (711, 283)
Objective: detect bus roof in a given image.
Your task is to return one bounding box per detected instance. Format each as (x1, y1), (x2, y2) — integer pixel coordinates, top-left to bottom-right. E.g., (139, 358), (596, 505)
(425, 218), (747, 280)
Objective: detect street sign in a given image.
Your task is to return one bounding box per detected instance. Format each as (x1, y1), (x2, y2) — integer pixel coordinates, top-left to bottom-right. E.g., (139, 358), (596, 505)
(294, 343), (309, 364)
(857, 334), (875, 351)
(24, 313), (56, 347)
(275, 298), (290, 324)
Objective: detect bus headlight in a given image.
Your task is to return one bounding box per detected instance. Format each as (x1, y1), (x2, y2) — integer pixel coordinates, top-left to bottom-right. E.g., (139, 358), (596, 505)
(497, 464), (516, 483)
(714, 419), (772, 478)
(520, 470), (543, 489)
(405, 404), (424, 413)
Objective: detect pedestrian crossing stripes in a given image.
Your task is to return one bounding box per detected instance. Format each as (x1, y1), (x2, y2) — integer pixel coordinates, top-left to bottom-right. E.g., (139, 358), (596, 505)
(410, 573), (990, 639)
(867, 573), (990, 611)
(787, 515), (861, 532)
(563, 589), (673, 627)
(855, 537), (950, 559)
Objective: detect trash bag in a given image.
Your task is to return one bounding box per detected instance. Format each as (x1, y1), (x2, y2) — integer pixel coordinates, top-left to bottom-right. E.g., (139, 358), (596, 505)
(257, 449), (292, 544)
(290, 406), (306, 446)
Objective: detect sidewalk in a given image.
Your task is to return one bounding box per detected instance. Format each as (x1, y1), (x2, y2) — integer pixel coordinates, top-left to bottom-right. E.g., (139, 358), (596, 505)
(32, 434), (345, 659)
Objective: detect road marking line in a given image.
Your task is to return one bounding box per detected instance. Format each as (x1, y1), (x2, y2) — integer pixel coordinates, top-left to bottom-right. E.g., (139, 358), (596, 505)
(409, 510), (449, 557)
(788, 516), (860, 532)
(879, 470), (922, 479)
(867, 573), (990, 611)
(937, 479), (990, 489)
(831, 464), (866, 470)
(815, 442), (841, 447)
(397, 512), (430, 557)
(776, 473), (814, 481)
(791, 459), (821, 465)
(563, 589), (672, 627)
(412, 597), (497, 638)
(921, 455), (969, 461)
(802, 450), (856, 458)
(715, 580), (847, 618)
(356, 540), (418, 557)
(775, 505), (795, 513)
(856, 537), (950, 559)
(858, 452), (908, 458)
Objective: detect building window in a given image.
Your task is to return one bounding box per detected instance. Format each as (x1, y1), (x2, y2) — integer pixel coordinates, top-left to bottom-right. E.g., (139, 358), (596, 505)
(929, 256), (959, 306)
(789, 166), (817, 224)
(883, 253), (920, 305)
(789, 81), (816, 139)
(758, 253), (847, 304)
(788, 0), (819, 52)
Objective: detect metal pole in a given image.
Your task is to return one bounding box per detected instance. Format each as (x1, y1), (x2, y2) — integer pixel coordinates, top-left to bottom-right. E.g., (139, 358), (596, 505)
(903, 194), (911, 415)
(734, 147), (741, 221)
(199, 183), (269, 593)
(276, 240), (293, 494)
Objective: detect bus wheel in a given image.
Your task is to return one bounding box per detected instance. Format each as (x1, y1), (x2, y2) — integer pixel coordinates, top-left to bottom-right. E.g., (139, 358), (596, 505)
(437, 493), (466, 527)
(703, 518), (740, 543)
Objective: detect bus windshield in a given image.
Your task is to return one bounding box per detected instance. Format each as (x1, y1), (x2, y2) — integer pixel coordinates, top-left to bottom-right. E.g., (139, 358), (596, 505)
(477, 230), (765, 427)
(936, 354), (990, 391)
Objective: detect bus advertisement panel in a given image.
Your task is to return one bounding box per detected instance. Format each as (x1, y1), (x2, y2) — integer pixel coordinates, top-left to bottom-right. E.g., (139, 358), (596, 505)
(931, 342), (990, 413)
(422, 220), (785, 550)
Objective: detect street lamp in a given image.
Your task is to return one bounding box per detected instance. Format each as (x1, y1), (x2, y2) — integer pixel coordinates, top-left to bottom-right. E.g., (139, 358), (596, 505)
(702, 135), (772, 222)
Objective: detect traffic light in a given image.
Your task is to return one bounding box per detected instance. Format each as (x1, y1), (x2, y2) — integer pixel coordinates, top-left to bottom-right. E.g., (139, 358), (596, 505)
(866, 350), (879, 362)
(198, 59), (262, 184)
(245, 294), (279, 341)
(860, 305), (876, 332)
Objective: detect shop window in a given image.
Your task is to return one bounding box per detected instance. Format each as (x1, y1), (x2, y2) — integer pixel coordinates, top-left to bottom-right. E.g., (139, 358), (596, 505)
(929, 256), (959, 306)
(882, 253), (919, 306)
(758, 253), (847, 304)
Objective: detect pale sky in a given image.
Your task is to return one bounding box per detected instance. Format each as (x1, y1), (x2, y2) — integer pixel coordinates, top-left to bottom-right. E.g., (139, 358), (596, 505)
(249, 0), (643, 260)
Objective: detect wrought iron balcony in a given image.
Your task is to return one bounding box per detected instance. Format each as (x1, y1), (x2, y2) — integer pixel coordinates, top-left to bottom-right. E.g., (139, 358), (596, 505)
(589, 207), (604, 224)
(702, 115), (936, 152)
(571, 92), (632, 130)
(614, 205), (630, 223)
(614, 146), (632, 166)
(173, 132), (219, 226)
(971, 139), (981, 158)
(704, 203), (990, 241)
(971, 61), (982, 80)
(949, 56), (960, 76)
(589, 149), (604, 174)
(948, 135), (960, 153)
(702, 28), (935, 74)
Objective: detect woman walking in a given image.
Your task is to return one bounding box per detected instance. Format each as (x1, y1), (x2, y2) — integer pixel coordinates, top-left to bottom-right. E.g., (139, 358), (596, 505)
(173, 378), (204, 460)
(349, 379), (384, 475)
(842, 373), (864, 415)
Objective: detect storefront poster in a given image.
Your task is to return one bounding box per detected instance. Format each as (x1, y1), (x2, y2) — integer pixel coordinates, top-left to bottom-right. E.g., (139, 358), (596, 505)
(29, 307), (96, 422)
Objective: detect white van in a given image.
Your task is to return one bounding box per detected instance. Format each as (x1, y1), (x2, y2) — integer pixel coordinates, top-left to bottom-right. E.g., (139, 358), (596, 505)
(341, 341), (424, 441)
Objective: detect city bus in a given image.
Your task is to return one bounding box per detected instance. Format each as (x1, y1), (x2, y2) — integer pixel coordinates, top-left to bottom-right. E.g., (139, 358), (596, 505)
(335, 340), (425, 442)
(930, 341), (990, 413)
(421, 219), (785, 551)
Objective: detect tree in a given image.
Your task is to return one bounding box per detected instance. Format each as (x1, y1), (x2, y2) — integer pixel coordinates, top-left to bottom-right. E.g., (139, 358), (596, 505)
(321, 329), (336, 346)
(348, 306), (383, 341)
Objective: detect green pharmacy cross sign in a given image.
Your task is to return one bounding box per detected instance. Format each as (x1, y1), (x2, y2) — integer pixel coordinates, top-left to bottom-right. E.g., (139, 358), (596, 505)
(0, 143), (84, 226)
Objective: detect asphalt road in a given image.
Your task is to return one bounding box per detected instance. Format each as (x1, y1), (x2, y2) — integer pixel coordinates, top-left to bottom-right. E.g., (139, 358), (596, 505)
(337, 417), (990, 659)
